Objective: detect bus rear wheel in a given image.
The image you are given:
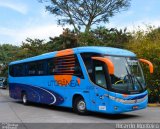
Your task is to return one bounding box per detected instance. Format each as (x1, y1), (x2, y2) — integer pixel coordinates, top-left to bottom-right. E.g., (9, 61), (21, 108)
(73, 97), (87, 115)
(22, 92), (28, 105)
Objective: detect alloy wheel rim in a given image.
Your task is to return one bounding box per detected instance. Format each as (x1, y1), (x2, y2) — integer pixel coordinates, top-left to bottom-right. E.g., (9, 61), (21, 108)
(23, 95), (27, 103)
(77, 100), (86, 111)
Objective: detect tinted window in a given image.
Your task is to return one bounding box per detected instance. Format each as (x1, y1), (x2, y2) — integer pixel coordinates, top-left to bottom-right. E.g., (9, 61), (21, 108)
(81, 53), (109, 88)
(47, 54), (84, 78)
(28, 62), (37, 75)
(81, 53), (101, 81)
(37, 61), (46, 75)
(27, 61), (46, 76)
(48, 59), (55, 75)
(9, 65), (14, 76)
(9, 54), (83, 78)
(9, 64), (26, 77)
(94, 60), (107, 88)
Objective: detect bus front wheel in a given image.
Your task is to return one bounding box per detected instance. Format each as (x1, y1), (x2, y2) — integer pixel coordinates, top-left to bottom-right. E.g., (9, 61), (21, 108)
(22, 92), (29, 105)
(73, 96), (87, 115)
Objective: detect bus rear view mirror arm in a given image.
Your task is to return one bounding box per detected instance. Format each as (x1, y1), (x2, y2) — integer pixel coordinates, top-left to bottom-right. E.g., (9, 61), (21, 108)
(139, 59), (153, 74)
(91, 57), (114, 75)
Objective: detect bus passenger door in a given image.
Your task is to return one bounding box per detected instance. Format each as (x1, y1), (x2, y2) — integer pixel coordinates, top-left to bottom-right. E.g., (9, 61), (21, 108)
(93, 60), (110, 112)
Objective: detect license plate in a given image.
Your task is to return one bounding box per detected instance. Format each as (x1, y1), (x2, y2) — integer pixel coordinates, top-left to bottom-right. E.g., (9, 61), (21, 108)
(132, 106), (138, 110)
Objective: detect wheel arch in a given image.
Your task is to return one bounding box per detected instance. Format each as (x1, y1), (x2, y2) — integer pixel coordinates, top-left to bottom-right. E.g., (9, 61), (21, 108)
(72, 94), (84, 107)
(21, 90), (26, 97)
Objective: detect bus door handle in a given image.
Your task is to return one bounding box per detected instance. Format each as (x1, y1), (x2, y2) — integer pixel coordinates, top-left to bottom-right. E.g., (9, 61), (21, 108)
(99, 96), (103, 99)
(99, 95), (106, 99)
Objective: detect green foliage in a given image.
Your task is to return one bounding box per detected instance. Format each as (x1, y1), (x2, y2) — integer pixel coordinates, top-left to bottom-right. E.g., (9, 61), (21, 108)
(21, 38), (48, 57)
(92, 27), (132, 47)
(78, 31), (103, 46)
(47, 28), (78, 50)
(41, 0), (131, 32)
(61, 27), (132, 47)
(0, 44), (20, 76)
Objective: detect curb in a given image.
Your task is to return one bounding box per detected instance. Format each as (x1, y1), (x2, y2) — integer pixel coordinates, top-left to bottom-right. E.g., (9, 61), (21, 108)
(148, 103), (160, 107)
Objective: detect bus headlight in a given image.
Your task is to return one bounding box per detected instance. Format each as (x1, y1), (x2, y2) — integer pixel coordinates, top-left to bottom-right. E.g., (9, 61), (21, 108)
(115, 98), (125, 103)
(109, 96), (115, 100)
(109, 95), (125, 103)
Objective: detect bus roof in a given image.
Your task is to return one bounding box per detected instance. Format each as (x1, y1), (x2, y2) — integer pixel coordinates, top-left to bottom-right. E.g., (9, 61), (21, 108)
(9, 46), (136, 65)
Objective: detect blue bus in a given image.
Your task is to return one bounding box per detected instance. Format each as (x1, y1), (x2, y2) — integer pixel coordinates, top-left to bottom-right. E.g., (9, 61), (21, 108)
(8, 46), (153, 114)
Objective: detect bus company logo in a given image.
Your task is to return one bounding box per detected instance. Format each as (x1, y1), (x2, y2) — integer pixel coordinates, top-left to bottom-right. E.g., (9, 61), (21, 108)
(48, 77), (81, 87)
(54, 75), (73, 86)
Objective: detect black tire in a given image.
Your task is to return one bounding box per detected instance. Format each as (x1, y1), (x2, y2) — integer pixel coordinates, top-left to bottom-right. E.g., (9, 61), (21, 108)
(73, 96), (87, 115)
(22, 92), (29, 105)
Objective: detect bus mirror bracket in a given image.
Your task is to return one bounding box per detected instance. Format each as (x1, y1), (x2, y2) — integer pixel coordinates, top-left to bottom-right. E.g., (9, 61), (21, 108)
(139, 59), (153, 74)
(91, 57), (114, 75)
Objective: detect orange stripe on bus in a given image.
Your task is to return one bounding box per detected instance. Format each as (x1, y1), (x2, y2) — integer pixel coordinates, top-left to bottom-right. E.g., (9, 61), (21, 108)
(55, 58), (75, 61)
(57, 70), (75, 72)
(54, 75), (73, 86)
(56, 49), (74, 57)
(58, 64), (75, 67)
(54, 49), (74, 86)
(122, 94), (128, 98)
(55, 72), (74, 75)
(55, 55), (74, 59)
(54, 61), (75, 64)
(77, 78), (81, 85)
(56, 67), (75, 69)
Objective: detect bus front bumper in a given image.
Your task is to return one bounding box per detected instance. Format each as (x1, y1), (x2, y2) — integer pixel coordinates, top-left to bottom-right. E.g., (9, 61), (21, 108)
(107, 96), (148, 114)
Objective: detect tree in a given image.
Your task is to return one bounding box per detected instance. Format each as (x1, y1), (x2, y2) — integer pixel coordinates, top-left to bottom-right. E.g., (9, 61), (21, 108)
(92, 27), (132, 47)
(41, 0), (131, 33)
(21, 38), (48, 57)
(0, 44), (20, 77)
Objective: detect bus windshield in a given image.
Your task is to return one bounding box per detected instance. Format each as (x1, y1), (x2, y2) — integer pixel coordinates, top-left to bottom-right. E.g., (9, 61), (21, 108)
(106, 56), (145, 94)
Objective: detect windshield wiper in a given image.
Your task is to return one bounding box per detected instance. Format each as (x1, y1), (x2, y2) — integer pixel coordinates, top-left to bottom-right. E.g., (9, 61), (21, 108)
(127, 74), (144, 91)
(125, 67), (135, 91)
(133, 75), (144, 90)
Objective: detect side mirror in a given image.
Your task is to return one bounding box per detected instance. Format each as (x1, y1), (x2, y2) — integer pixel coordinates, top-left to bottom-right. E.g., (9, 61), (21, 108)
(139, 59), (153, 74)
(91, 57), (114, 75)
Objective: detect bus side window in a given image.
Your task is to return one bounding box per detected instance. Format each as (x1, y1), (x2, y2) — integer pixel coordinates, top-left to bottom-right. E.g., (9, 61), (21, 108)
(47, 55), (84, 78)
(94, 60), (107, 88)
(9, 65), (14, 77)
(27, 61), (46, 76)
(81, 53), (108, 89)
(74, 55), (84, 78)
(9, 64), (26, 77)
(81, 53), (100, 82)
(37, 61), (46, 75)
(28, 63), (37, 76)
(47, 59), (55, 75)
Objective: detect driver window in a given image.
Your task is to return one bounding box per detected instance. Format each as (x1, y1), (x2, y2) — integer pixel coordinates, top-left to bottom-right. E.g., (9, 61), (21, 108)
(94, 61), (107, 88)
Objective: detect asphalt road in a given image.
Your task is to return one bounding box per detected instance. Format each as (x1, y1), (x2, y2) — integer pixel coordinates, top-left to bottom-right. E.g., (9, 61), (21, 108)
(0, 89), (160, 129)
